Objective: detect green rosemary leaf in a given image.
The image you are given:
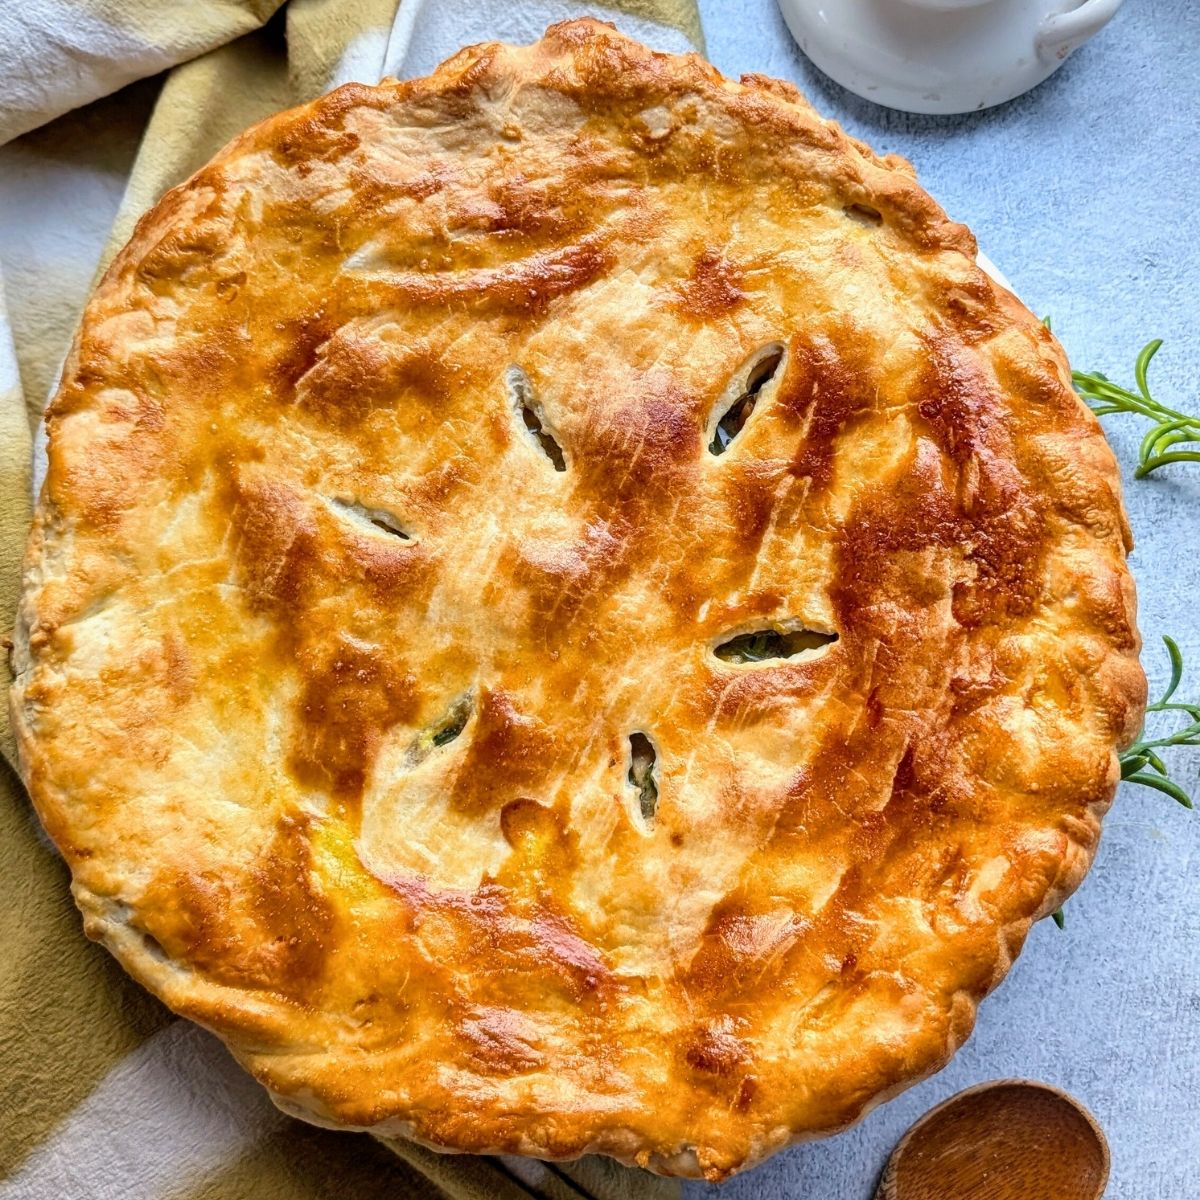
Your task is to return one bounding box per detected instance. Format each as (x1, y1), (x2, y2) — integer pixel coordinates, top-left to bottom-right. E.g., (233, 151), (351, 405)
(1145, 750), (1169, 776)
(1139, 417), (1191, 466)
(1052, 908), (1065, 930)
(1137, 450), (1200, 477)
(1134, 338), (1162, 401)
(1122, 771), (1194, 809)
(1116, 637), (1199, 808)
(1162, 636), (1184, 704)
(1120, 753), (1149, 779)
(1071, 339), (1200, 478)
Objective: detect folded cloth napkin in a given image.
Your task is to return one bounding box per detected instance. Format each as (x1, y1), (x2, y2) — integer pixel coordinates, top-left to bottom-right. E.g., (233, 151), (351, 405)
(0, 0), (287, 145)
(0, 3), (702, 1198)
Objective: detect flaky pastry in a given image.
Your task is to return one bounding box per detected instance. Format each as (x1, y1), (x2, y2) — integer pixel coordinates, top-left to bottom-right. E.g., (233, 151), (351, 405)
(11, 20), (1146, 1180)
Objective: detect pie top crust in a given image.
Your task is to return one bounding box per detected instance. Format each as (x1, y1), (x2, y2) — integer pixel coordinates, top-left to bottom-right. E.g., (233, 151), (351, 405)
(11, 19), (1145, 1180)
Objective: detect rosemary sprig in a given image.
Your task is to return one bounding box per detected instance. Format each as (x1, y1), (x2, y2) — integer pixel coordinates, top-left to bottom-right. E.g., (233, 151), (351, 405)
(1072, 340), (1200, 477)
(1051, 636), (1198, 930)
(1118, 635), (1199, 810)
(1040, 324), (1197, 931)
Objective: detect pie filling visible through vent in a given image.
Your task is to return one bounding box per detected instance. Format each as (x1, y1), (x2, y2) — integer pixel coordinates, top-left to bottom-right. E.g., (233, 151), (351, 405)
(10, 19), (1145, 1182)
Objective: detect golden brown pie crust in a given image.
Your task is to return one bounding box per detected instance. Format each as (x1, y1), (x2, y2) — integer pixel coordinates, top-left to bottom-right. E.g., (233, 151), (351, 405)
(11, 19), (1146, 1180)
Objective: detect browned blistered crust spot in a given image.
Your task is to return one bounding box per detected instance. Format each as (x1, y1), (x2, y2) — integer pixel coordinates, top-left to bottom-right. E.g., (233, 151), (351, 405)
(683, 1015), (751, 1077)
(361, 237), (615, 316)
(459, 1005), (546, 1075)
(12, 18), (1145, 1185)
(448, 690), (559, 815)
(136, 816), (335, 1001)
(779, 327), (878, 489)
(161, 631), (196, 705)
(291, 637), (420, 798)
(384, 877), (614, 1005)
(294, 327), (453, 426)
(671, 248), (746, 317)
(506, 516), (627, 627)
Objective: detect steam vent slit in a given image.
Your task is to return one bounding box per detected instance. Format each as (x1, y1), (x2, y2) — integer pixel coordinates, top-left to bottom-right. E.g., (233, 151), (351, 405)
(708, 343), (785, 455)
(431, 696), (472, 747)
(844, 202), (883, 226)
(403, 696), (473, 770)
(328, 497), (411, 540)
(628, 732), (659, 824)
(714, 627), (838, 664)
(507, 366), (567, 471)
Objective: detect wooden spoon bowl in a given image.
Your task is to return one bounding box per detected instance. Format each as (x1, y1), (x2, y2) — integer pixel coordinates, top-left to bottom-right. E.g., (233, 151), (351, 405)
(875, 1080), (1110, 1200)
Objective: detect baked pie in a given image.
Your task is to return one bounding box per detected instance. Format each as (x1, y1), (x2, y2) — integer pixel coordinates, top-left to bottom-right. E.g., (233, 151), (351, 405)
(11, 19), (1146, 1180)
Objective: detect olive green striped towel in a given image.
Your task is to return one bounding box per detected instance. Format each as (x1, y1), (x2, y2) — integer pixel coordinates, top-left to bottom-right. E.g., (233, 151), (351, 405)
(0, 2), (701, 1197)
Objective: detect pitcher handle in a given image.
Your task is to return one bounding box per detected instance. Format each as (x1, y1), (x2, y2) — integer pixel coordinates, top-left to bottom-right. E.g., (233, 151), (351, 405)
(1036, 0), (1123, 64)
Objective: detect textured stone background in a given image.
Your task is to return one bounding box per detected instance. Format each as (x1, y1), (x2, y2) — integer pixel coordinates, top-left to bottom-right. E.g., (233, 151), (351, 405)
(686, 2), (1200, 1197)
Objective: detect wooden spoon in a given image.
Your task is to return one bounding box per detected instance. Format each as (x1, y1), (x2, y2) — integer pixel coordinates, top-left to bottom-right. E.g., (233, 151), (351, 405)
(875, 1079), (1110, 1200)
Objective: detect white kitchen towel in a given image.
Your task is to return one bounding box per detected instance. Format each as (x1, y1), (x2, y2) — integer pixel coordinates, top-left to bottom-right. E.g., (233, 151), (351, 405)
(0, 0), (286, 145)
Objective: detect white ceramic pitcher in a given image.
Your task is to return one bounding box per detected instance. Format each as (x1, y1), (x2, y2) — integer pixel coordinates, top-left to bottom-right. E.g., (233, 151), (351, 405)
(776, 0), (1124, 114)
